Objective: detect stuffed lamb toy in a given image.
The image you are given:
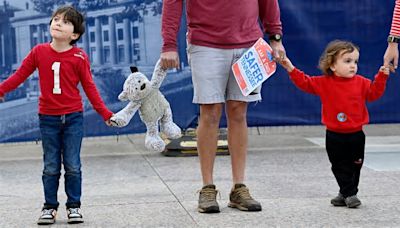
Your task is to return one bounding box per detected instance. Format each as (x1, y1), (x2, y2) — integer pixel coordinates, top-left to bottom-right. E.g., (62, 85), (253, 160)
(110, 59), (181, 152)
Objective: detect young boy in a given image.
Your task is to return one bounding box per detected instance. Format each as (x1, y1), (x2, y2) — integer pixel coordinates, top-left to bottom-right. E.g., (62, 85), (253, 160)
(0, 6), (113, 224)
(276, 40), (390, 208)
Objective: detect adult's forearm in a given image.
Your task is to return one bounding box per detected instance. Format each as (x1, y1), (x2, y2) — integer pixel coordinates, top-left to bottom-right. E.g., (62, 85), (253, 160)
(161, 0), (184, 52)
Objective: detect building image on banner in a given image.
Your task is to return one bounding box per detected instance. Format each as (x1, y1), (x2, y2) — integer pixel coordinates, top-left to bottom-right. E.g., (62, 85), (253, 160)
(0, 0), (193, 143)
(1, 0), (400, 143)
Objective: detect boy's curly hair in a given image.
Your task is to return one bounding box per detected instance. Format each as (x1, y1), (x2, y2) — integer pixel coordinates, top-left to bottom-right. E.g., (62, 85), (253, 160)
(318, 40), (359, 75)
(49, 6), (85, 45)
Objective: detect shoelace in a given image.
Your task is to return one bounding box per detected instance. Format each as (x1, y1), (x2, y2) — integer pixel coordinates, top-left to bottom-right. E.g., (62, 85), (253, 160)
(42, 209), (54, 215)
(68, 208), (80, 215)
(198, 188), (221, 201)
(234, 187), (253, 200)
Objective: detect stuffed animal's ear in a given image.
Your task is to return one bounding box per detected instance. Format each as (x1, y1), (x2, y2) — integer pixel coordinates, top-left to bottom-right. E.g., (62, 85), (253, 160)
(130, 66), (138, 73)
(118, 91), (129, 101)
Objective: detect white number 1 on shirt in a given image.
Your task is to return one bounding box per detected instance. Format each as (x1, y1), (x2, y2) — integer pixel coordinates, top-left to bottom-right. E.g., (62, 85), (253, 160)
(52, 62), (61, 94)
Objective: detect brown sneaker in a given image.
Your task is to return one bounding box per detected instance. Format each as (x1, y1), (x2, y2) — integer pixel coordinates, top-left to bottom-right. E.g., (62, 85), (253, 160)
(198, 184), (220, 213)
(228, 184), (262, 211)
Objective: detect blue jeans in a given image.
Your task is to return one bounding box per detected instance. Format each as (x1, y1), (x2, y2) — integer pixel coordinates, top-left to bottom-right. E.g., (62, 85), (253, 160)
(39, 112), (83, 209)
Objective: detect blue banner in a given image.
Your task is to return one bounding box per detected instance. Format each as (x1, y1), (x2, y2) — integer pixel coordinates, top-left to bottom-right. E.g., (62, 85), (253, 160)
(0, 0), (398, 143)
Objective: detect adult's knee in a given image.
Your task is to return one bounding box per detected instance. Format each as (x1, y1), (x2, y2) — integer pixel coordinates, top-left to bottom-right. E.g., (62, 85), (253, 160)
(199, 104), (222, 126)
(226, 101), (247, 122)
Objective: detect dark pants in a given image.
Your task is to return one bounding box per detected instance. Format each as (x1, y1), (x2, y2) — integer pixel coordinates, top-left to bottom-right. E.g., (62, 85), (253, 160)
(325, 130), (365, 198)
(39, 112), (83, 209)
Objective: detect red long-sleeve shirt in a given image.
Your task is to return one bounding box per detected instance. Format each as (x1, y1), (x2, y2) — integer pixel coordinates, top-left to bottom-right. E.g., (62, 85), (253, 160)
(161, 0), (282, 52)
(289, 68), (389, 133)
(390, 0), (400, 37)
(0, 43), (112, 121)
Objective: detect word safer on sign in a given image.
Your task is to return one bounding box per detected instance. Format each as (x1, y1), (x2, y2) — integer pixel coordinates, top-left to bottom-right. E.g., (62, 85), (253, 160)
(232, 38), (277, 96)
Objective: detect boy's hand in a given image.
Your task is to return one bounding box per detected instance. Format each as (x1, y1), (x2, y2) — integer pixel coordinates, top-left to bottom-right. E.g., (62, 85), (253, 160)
(105, 114), (114, 126)
(379, 65), (391, 75)
(0, 97), (4, 102)
(276, 56), (295, 73)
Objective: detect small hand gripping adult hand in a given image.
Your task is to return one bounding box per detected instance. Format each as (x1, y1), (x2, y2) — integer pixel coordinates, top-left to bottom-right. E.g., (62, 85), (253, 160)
(379, 65), (391, 75)
(276, 55), (295, 73)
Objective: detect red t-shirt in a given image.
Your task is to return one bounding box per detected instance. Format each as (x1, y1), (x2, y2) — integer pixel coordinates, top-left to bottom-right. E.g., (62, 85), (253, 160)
(0, 43), (112, 121)
(161, 0), (283, 52)
(289, 68), (389, 133)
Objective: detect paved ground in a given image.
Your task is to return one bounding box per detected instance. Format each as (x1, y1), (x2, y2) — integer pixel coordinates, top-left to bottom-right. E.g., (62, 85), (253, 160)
(1, 124), (400, 227)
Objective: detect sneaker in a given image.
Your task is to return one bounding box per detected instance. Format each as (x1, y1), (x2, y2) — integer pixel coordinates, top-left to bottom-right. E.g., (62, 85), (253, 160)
(198, 184), (220, 213)
(345, 195), (362, 208)
(37, 208), (57, 225)
(228, 184), (262, 211)
(331, 193), (346, 206)
(67, 208), (84, 224)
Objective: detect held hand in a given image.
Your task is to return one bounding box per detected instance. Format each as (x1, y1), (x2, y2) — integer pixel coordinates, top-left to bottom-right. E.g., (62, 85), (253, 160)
(379, 65), (391, 75)
(160, 51), (180, 70)
(275, 55), (295, 72)
(105, 119), (112, 126)
(383, 42), (399, 73)
(270, 40), (286, 62)
(105, 114), (114, 126)
(0, 96), (4, 102)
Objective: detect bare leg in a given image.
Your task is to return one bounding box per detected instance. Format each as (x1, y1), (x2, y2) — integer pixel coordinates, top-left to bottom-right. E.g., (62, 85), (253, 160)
(226, 100), (248, 184)
(197, 103), (223, 185)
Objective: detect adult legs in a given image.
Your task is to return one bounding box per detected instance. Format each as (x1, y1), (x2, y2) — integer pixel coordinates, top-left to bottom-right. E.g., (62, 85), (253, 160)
(197, 103), (223, 185)
(225, 100), (248, 184)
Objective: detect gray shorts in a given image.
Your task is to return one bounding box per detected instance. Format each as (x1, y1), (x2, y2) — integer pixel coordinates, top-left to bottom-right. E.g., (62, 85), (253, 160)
(187, 44), (262, 104)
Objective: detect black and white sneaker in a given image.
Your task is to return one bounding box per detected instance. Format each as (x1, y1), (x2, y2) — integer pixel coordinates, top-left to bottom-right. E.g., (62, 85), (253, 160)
(67, 208), (84, 224)
(37, 208), (57, 225)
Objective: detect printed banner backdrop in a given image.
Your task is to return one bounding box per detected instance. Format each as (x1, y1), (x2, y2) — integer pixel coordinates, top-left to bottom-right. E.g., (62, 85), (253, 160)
(0, 0), (398, 143)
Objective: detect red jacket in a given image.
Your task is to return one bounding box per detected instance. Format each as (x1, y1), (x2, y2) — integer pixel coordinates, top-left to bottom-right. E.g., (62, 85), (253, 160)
(0, 43), (112, 121)
(161, 0), (282, 52)
(289, 68), (389, 133)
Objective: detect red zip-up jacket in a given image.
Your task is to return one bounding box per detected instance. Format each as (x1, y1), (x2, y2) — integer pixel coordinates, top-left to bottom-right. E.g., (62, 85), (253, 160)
(161, 0), (282, 52)
(0, 43), (112, 121)
(289, 68), (389, 133)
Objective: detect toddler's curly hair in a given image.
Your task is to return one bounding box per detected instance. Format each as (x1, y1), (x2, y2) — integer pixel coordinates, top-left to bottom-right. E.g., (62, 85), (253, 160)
(319, 40), (359, 75)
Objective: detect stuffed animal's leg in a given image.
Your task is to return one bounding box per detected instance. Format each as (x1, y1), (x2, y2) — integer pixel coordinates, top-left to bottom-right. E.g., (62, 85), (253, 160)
(145, 121), (165, 152)
(150, 59), (167, 89)
(160, 107), (181, 139)
(110, 102), (140, 127)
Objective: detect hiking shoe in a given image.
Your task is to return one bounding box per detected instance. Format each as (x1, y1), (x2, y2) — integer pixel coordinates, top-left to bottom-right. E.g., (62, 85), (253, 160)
(67, 208), (84, 224)
(37, 208), (57, 225)
(228, 184), (262, 211)
(198, 184), (220, 213)
(345, 195), (361, 208)
(331, 193), (346, 206)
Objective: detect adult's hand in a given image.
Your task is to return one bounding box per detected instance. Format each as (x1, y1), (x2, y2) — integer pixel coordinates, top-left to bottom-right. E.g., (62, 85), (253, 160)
(270, 40), (286, 62)
(160, 51), (180, 70)
(0, 97), (4, 102)
(384, 42), (399, 72)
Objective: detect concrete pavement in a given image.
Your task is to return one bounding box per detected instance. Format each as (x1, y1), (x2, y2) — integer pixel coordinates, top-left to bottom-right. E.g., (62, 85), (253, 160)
(1, 124), (400, 227)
